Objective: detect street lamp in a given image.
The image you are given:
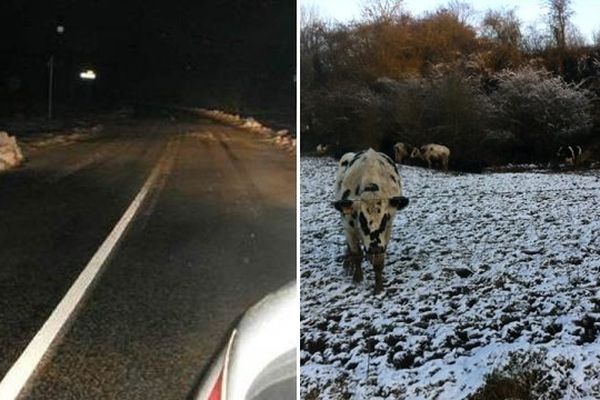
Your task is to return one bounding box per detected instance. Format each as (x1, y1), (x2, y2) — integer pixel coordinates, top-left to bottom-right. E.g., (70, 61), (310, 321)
(48, 25), (65, 119)
(79, 69), (97, 80)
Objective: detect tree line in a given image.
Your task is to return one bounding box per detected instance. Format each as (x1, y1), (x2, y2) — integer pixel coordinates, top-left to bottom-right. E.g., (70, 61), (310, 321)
(301, 0), (600, 169)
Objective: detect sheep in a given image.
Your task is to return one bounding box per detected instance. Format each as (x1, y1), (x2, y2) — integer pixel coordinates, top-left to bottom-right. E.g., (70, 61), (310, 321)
(316, 144), (330, 156)
(410, 144), (450, 171)
(393, 142), (411, 164)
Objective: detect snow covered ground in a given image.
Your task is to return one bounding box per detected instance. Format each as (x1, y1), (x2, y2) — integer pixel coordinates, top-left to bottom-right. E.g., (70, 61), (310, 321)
(301, 156), (600, 399)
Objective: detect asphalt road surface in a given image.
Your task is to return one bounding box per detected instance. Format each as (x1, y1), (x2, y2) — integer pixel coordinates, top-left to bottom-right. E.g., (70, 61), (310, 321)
(0, 116), (296, 399)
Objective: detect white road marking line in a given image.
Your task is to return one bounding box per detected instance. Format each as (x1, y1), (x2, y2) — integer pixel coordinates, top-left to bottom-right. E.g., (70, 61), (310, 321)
(141, 135), (181, 219)
(0, 137), (178, 400)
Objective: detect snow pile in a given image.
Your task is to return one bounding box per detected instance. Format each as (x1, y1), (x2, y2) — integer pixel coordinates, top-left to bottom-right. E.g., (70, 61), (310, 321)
(272, 130), (296, 155)
(198, 109), (244, 125)
(484, 163), (551, 173)
(22, 125), (102, 149)
(240, 117), (265, 131)
(196, 109), (264, 132)
(73, 124), (103, 135)
(186, 131), (217, 142)
(195, 108), (296, 155)
(301, 156), (600, 399)
(485, 162), (600, 173)
(0, 131), (24, 171)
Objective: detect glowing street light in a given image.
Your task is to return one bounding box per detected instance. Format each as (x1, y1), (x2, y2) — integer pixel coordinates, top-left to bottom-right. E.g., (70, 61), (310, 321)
(48, 25), (65, 119)
(79, 69), (97, 80)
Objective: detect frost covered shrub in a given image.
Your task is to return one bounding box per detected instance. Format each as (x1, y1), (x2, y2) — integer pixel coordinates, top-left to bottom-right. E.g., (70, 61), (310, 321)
(489, 67), (594, 161)
(470, 350), (564, 400)
(302, 67), (595, 168)
(418, 74), (493, 166)
(374, 73), (493, 169)
(479, 129), (519, 166)
(306, 83), (384, 154)
(303, 74), (494, 168)
(371, 77), (427, 149)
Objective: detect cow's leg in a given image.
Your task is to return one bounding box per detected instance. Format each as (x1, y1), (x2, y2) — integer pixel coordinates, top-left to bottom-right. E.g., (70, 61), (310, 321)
(427, 158), (432, 169)
(372, 253), (385, 293)
(343, 230), (363, 281)
(343, 247), (363, 277)
(443, 157), (448, 171)
(351, 255), (363, 283)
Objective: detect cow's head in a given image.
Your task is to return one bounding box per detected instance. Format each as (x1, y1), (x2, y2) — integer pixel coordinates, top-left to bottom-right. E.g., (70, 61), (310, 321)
(556, 146), (577, 165)
(333, 195), (409, 254)
(556, 146), (569, 158)
(410, 147), (422, 159)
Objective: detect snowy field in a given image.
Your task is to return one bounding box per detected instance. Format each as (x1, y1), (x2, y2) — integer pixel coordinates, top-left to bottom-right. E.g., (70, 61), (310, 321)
(300, 156), (600, 399)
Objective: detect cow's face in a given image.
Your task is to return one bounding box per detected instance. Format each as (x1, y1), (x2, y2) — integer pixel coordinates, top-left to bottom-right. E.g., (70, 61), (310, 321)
(410, 147), (421, 159)
(556, 146), (569, 159)
(556, 146), (576, 165)
(357, 199), (390, 254)
(335, 196), (408, 255)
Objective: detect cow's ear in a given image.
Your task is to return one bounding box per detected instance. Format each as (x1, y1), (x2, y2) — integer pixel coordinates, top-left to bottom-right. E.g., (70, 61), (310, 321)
(390, 196), (409, 210)
(333, 199), (353, 214)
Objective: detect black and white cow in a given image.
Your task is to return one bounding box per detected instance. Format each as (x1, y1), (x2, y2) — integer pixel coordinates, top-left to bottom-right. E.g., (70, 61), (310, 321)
(557, 145), (583, 166)
(332, 149), (409, 292)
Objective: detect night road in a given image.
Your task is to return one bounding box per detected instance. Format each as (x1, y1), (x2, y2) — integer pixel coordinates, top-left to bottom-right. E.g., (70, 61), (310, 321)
(0, 116), (296, 399)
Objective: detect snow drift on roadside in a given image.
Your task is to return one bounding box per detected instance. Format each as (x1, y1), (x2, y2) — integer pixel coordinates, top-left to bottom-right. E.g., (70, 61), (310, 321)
(0, 131), (24, 171)
(196, 109), (296, 155)
(20, 125), (103, 149)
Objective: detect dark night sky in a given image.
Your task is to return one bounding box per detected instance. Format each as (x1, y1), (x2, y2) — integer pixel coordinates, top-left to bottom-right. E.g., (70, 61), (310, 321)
(1, 0), (296, 115)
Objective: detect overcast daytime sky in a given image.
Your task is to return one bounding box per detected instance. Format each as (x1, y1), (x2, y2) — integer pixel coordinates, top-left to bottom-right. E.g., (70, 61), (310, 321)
(302, 0), (600, 42)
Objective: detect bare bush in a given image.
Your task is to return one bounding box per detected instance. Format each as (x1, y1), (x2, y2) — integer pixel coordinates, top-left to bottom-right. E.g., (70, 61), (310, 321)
(470, 350), (569, 400)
